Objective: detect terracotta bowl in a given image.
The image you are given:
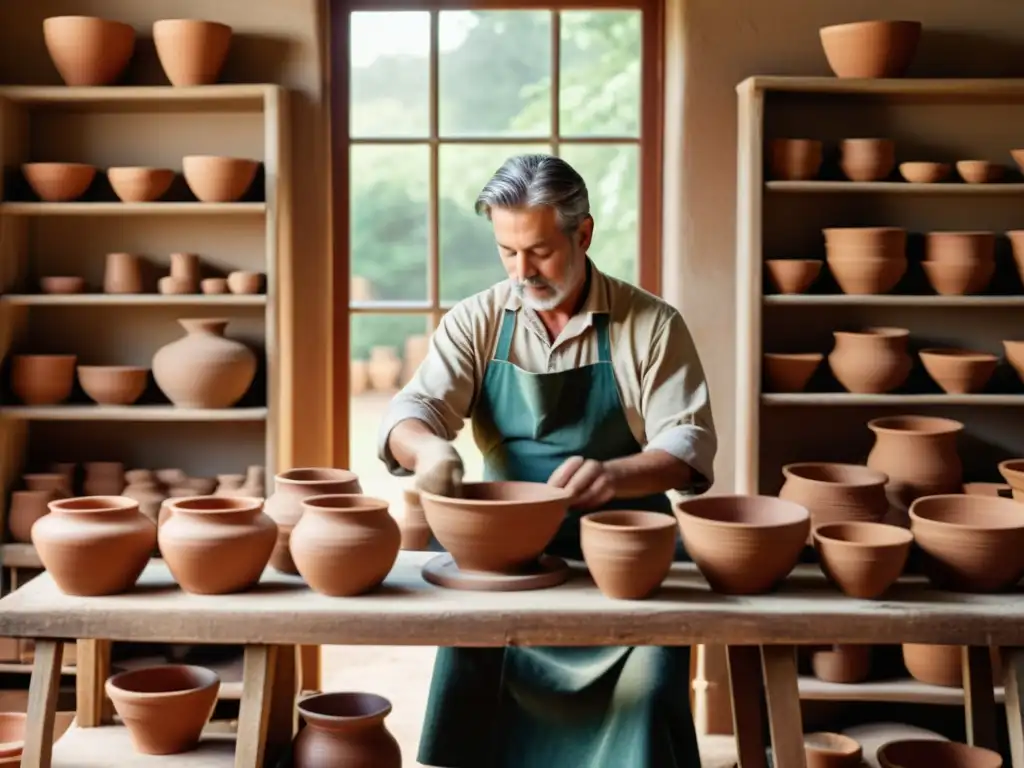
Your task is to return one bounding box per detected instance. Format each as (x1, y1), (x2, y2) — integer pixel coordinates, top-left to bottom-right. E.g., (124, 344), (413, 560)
(158, 276), (195, 295)
(1004, 340), (1024, 383)
(957, 160), (1004, 184)
(899, 162), (952, 184)
(909, 494), (1024, 593)
(580, 510), (677, 600)
(153, 19), (233, 87)
(767, 139), (822, 181)
(40, 276), (86, 294)
(77, 365), (149, 406)
(810, 644), (872, 683)
(108, 167), (175, 203)
(826, 255), (907, 294)
(105, 664), (220, 755)
(998, 459), (1024, 502)
(924, 231), (996, 264)
(673, 494), (809, 595)
(919, 348), (998, 394)
(22, 162), (96, 202)
(227, 271), (264, 295)
(765, 259), (822, 294)
(877, 739), (1003, 768)
(418, 481), (571, 573)
(10, 354), (76, 405)
(813, 522), (912, 599)
(902, 643), (1002, 688)
(804, 732), (863, 768)
(42, 16), (135, 86)
(201, 277), (229, 295)
(839, 138), (895, 182)
(823, 226), (906, 254)
(0, 713), (26, 759)
(763, 353), (823, 393)
(819, 20), (922, 78)
(921, 259), (995, 296)
(779, 463), (890, 533)
(182, 155), (259, 203)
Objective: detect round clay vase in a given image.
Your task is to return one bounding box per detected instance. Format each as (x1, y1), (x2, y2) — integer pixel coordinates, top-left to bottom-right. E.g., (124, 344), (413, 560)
(153, 19), (233, 87)
(580, 510), (677, 600)
(158, 496), (277, 594)
(779, 463), (889, 539)
(290, 494), (401, 597)
(399, 487), (431, 550)
(263, 468), (363, 573)
(828, 327), (912, 394)
(293, 692), (402, 768)
(31, 496), (156, 596)
(42, 16), (136, 86)
(867, 416), (963, 512)
(152, 318), (257, 408)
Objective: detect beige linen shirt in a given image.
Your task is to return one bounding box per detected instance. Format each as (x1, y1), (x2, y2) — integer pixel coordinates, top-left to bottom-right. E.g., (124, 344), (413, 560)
(377, 262), (717, 492)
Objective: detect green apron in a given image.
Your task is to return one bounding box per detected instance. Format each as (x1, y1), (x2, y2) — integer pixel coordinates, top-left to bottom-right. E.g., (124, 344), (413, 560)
(417, 308), (701, 768)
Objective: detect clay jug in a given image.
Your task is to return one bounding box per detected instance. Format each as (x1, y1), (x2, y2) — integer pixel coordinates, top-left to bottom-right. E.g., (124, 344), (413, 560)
(779, 462), (889, 540)
(83, 461), (125, 496)
(31, 496), (156, 596)
(293, 692), (401, 768)
(367, 346), (401, 391)
(263, 468), (362, 573)
(400, 488), (431, 550)
(152, 318), (257, 408)
(159, 496), (276, 594)
(828, 327), (912, 394)
(8, 490), (54, 542)
(290, 494), (400, 596)
(867, 416), (963, 513)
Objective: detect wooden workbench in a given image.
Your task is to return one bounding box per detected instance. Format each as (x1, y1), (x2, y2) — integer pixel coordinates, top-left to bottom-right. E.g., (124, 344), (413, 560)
(1, 551), (1023, 768)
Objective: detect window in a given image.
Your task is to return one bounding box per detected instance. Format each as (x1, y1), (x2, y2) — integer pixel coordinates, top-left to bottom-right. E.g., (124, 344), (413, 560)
(330, 0), (664, 505)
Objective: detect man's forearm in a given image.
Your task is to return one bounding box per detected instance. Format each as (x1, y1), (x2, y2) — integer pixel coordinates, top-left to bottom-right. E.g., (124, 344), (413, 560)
(605, 449), (694, 499)
(387, 418), (443, 472)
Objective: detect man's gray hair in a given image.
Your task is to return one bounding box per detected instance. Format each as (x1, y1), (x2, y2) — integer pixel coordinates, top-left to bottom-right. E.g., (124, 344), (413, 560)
(475, 153), (591, 232)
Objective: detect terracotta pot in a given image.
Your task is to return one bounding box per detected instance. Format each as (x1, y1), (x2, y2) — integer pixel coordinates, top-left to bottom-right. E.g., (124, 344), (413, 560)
(765, 259), (822, 295)
(152, 318), (257, 408)
(83, 462), (125, 496)
(910, 494), (1024, 592)
(902, 644), (1003, 689)
(0, 712), (26, 758)
(31, 496), (155, 596)
(399, 488), (431, 550)
(819, 20), (921, 78)
(107, 167), (174, 203)
(779, 463), (889, 535)
(867, 416), (963, 511)
(763, 353), (822, 393)
(804, 732), (862, 768)
(158, 496), (276, 594)
(823, 227), (907, 294)
(42, 16), (135, 86)
(813, 521), (912, 599)
(153, 20), (233, 87)
(182, 156), (259, 203)
(40, 276), (86, 294)
(103, 252), (143, 294)
(828, 256), (907, 294)
(998, 459), (1024, 503)
(580, 510), (676, 600)
(957, 160), (1004, 184)
(22, 162), (96, 202)
(924, 231), (995, 264)
(8, 490), (54, 543)
(11, 354), (76, 405)
(263, 468), (363, 573)
(201, 277), (228, 295)
(810, 644), (871, 684)
(828, 327), (912, 394)
(899, 162), (951, 184)
(169, 252), (200, 286)
(227, 271), (263, 295)
(77, 365), (149, 406)
(839, 138), (895, 182)
(294, 692), (401, 768)
(350, 360), (369, 395)
(918, 349), (997, 394)
(1003, 340), (1024, 385)
(1006, 230), (1024, 285)
(878, 740), (1002, 768)
(159, 276), (194, 295)
(767, 139), (823, 181)
(921, 259), (995, 296)
(673, 494), (809, 595)
(105, 664), (219, 755)
(419, 481), (571, 573)
(291, 494), (401, 596)
(367, 346), (402, 391)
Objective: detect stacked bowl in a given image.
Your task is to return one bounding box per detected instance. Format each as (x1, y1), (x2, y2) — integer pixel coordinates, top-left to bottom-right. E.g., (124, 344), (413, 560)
(823, 227), (907, 294)
(922, 231), (996, 296)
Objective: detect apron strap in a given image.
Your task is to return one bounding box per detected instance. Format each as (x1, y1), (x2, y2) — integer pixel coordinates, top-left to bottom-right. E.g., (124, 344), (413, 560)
(593, 312), (612, 363)
(494, 308), (517, 362)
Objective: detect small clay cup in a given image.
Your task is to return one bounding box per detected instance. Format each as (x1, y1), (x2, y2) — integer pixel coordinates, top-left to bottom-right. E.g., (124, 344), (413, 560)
(899, 162), (951, 184)
(10, 354), (77, 405)
(201, 277), (229, 295)
(919, 348), (998, 394)
(763, 353), (822, 393)
(767, 139), (822, 181)
(580, 510), (677, 600)
(40, 276), (86, 294)
(813, 522), (912, 599)
(877, 740), (1002, 768)
(22, 162), (96, 202)
(226, 271), (264, 295)
(77, 365), (149, 406)
(921, 259), (995, 296)
(819, 20), (921, 78)
(839, 138), (895, 182)
(810, 645), (871, 684)
(108, 167), (175, 203)
(804, 732), (863, 768)
(158, 276), (195, 295)
(765, 259), (822, 294)
(957, 160), (1004, 184)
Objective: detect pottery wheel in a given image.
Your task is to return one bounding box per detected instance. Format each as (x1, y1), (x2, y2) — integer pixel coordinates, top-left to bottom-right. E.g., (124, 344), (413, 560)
(422, 553), (569, 592)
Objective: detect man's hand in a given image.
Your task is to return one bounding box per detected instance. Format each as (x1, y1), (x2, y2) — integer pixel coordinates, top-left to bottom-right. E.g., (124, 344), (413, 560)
(414, 435), (464, 497)
(548, 456), (616, 510)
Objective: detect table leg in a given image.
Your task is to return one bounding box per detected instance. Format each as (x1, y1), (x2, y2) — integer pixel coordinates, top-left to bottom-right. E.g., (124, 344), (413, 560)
(962, 646), (997, 750)
(75, 639), (113, 727)
(22, 639), (64, 768)
(298, 645), (320, 693)
(235, 644), (298, 768)
(727, 645), (767, 768)
(760, 646), (806, 768)
(1003, 647), (1024, 768)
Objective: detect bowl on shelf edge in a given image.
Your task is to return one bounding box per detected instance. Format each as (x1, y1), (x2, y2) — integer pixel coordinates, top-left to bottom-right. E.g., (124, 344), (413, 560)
(762, 353), (823, 393)
(813, 521), (912, 599)
(580, 510), (677, 600)
(108, 167), (175, 203)
(956, 160), (1004, 184)
(918, 348), (998, 395)
(42, 16), (135, 87)
(767, 139), (822, 181)
(77, 365), (150, 406)
(182, 155), (259, 203)
(921, 259), (995, 296)
(153, 19), (233, 87)
(818, 20), (922, 78)
(899, 162), (951, 184)
(21, 162), (96, 202)
(838, 138), (895, 182)
(765, 259), (822, 294)
(877, 739), (1003, 768)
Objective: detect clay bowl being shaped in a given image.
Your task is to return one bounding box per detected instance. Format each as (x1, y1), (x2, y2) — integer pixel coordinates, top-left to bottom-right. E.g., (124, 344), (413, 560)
(819, 20), (922, 78)
(909, 494), (1024, 593)
(43, 16), (136, 86)
(804, 732), (863, 768)
(182, 156), (259, 203)
(957, 160), (1004, 184)
(11, 354), (76, 405)
(762, 353), (823, 393)
(153, 19), (233, 87)
(918, 348), (998, 395)
(0, 713), (26, 759)
(924, 231), (995, 265)
(899, 162), (951, 184)
(673, 494), (809, 595)
(40, 276), (86, 294)
(813, 522), (912, 599)
(921, 258), (995, 296)
(877, 739), (1003, 768)
(765, 259), (822, 294)
(767, 139), (823, 181)
(105, 664), (220, 755)
(1004, 340), (1024, 383)
(418, 481), (571, 573)
(77, 365), (149, 406)
(839, 138), (896, 182)
(227, 271), (264, 295)
(779, 463), (889, 532)
(580, 510), (677, 600)
(826, 255), (907, 294)
(998, 459), (1024, 502)
(21, 162), (96, 202)
(107, 167), (175, 203)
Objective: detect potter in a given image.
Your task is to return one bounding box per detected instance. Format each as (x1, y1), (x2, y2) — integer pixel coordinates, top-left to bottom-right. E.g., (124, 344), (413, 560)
(379, 153), (717, 768)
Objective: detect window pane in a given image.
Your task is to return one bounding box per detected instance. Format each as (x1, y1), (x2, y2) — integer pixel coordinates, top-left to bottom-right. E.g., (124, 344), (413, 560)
(559, 144), (638, 283)
(439, 143), (552, 303)
(559, 11), (641, 138)
(350, 12), (430, 138)
(350, 145), (429, 302)
(439, 11), (552, 137)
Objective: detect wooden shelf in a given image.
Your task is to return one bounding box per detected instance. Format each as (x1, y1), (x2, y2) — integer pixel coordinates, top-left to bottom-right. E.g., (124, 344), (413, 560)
(0, 662), (76, 676)
(1, 294), (266, 307)
(0, 84), (274, 112)
(1, 543), (41, 569)
(762, 394), (1024, 406)
(765, 295), (1024, 307)
(799, 676), (1006, 706)
(767, 180), (1024, 194)
(0, 202), (266, 216)
(738, 76), (1024, 99)
(0, 406), (268, 422)
(50, 724), (235, 767)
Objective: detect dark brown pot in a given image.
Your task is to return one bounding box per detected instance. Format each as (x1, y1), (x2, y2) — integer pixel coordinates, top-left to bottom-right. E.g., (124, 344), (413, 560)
(294, 692), (401, 768)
